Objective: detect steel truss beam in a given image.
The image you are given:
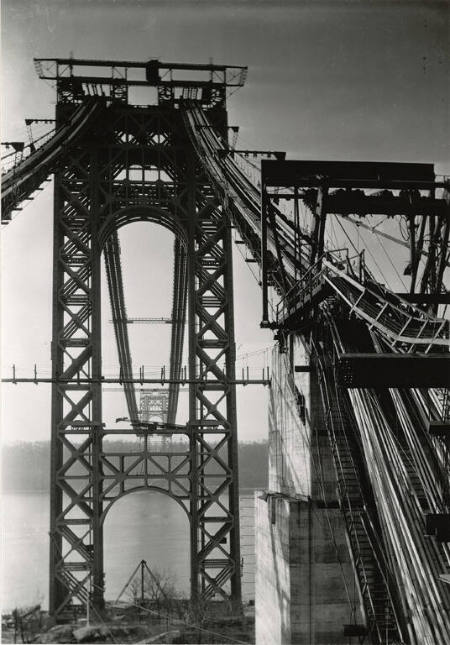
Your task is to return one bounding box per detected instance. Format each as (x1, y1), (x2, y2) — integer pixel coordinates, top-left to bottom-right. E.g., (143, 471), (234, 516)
(49, 102), (241, 620)
(3, 376), (269, 386)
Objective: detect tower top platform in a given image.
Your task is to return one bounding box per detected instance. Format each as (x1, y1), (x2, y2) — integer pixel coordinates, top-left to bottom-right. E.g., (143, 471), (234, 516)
(34, 57), (247, 85)
(34, 57), (248, 107)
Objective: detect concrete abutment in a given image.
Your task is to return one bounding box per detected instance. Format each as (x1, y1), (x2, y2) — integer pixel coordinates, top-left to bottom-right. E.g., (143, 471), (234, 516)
(255, 336), (363, 645)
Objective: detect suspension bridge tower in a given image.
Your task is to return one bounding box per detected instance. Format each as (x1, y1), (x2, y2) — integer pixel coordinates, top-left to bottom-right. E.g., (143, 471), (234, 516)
(3, 58), (248, 620)
(3, 56), (450, 644)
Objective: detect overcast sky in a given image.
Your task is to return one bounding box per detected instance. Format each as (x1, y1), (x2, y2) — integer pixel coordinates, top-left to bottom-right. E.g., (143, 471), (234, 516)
(1, 0), (449, 443)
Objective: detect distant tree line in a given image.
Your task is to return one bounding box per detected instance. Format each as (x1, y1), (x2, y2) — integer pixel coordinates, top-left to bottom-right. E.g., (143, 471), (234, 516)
(2, 440), (268, 492)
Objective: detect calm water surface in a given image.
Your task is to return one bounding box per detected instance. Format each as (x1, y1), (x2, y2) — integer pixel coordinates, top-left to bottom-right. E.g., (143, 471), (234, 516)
(2, 491), (255, 612)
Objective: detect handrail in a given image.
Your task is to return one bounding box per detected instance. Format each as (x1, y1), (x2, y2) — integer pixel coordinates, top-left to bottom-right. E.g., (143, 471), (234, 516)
(273, 246), (449, 350)
(275, 249), (353, 321)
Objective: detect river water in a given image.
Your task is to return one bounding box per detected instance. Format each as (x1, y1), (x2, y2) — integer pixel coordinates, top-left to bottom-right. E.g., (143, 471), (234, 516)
(2, 491), (255, 612)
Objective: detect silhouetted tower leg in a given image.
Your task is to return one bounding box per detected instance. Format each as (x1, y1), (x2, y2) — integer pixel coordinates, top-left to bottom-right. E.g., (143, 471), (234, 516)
(49, 142), (104, 619)
(187, 158), (242, 612)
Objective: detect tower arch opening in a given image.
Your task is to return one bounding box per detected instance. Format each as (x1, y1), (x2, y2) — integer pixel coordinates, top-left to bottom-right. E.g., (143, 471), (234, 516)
(103, 489), (190, 603)
(100, 219), (189, 430)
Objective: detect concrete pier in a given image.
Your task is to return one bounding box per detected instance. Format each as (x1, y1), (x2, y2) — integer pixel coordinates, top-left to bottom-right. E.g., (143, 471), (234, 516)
(255, 338), (362, 645)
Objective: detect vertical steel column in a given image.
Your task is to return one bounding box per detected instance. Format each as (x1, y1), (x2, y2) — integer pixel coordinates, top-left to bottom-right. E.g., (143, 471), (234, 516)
(186, 152), (242, 612)
(294, 186), (300, 281)
(223, 219), (242, 610)
(436, 187), (450, 301)
(261, 187), (269, 326)
(310, 184), (328, 265)
(187, 155), (200, 610)
(89, 152), (104, 610)
(49, 170), (65, 616)
(49, 129), (104, 619)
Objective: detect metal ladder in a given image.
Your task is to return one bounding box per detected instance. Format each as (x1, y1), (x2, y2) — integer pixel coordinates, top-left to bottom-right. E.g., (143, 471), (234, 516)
(326, 386), (400, 643)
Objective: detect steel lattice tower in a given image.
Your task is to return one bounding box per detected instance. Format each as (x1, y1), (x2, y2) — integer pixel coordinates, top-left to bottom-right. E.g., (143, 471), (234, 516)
(43, 59), (247, 619)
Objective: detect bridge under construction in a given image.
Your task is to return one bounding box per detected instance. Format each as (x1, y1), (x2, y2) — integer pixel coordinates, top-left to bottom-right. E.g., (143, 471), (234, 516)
(2, 58), (449, 644)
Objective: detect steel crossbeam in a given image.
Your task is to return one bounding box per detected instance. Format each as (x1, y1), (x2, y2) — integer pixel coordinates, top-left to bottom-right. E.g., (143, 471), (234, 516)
(100, 441), (191, 513)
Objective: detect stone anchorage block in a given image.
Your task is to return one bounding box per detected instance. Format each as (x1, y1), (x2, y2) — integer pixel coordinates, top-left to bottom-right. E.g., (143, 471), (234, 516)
(257, 342), (365, 643)
(256, 490), (362, 644)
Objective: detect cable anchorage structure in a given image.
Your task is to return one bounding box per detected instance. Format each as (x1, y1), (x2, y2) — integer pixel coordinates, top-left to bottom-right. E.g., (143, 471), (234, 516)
(2, 57), (449, 643)
(184, 104), (450, 644)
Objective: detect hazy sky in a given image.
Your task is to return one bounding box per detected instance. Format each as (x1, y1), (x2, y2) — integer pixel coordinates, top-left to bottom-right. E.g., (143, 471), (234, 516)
(1, 0), (449, 443)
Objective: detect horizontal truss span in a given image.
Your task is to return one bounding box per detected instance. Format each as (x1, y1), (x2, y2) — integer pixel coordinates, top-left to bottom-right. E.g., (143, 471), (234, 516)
(2, 377), (270, 386)
(56, 425), (226, 436)
(35, 58), (247, 86)
(261, 159), (437, 187)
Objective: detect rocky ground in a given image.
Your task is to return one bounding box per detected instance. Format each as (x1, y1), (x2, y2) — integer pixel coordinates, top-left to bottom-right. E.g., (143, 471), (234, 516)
(2, 602), (255, 644)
